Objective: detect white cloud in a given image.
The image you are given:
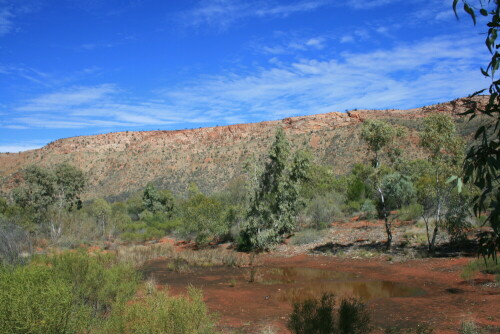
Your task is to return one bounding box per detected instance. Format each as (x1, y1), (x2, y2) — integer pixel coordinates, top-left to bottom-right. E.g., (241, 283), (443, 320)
(17, 84), (117, 112)
(180, 0), (331, 30)
(3, 34), (489, 131)
(345, 0), (401, 9)
(0, 7), (13, 35)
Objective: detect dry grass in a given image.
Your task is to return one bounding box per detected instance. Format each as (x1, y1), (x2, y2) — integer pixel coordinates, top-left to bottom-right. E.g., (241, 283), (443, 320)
(115, 243), (175, 267)
(114, 242), (250, 270)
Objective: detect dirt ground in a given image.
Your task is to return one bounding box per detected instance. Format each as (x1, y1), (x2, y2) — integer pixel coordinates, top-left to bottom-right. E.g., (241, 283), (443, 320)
(143, 219), (500, 334)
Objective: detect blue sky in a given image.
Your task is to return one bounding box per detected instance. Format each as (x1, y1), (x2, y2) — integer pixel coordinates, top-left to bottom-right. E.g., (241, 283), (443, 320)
(0, 0), (492, 152)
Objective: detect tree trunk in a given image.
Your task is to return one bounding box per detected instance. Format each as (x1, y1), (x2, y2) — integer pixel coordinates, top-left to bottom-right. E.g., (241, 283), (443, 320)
(377, 186), (391, 249)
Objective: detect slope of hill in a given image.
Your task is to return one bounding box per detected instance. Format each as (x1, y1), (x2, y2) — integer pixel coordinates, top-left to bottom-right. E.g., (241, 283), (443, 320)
(0, 97), (486, 200)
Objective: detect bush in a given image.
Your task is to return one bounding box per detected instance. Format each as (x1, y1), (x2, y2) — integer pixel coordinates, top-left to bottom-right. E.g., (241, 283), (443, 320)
(288, 292), (336, 334)
(338, 298), (371, 334)
(0, 221), (30, 265)
(360, 200), (377, 220)
(288, 293), (371, 334)
(399, 203), (423, 221)
(0, 265), (91, 334)
(343, 200), (361, 215)
(461, 257), (500, 281)
(35, 251), (139, 316)
(459, 320), (482, 334)
(380, 173), (416, 210)
(290, 229), (324, 245)
(98, 287), (216, 334)
(306, 193), (343, 229)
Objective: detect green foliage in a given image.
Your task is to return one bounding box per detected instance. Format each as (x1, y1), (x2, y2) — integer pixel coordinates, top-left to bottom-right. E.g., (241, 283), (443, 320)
(461, 257), (500, 281)
(290, 229), (324, 245)
(454, 0), (500, 261)
(399, 203), (423, 221)
(142, 183), (175, 216)
(445, 193), (473, 244)
(34, 251), (139, 316)
(338, 298), (371, 334)
(241, 128), (310, 251)
(288, 293), (371, 334)
(88, 198), (112, 238)
(380, 173), (416, 210)
(98, 287), (216, 334)
(301, 164), (337, 200)
(288, 292), (336, 334)
(361, 120), (405, 168)
(180, 191), (230, 245)
(420, 114), (464, 166)
(306, 192), (343, 229)
(12, 164), (85, 238)
(0, 220), (30, 265)
(0, 265), (91, 334)
(360, 199), (377, 220)
(417, 113), (465, 252)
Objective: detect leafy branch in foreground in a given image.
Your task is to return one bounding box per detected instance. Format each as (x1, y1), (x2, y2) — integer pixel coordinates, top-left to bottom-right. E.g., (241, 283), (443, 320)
(454, 0), (500, 261)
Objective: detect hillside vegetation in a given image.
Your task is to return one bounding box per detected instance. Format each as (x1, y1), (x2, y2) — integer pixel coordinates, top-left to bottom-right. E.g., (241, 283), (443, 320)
(0, 97), (487, 200)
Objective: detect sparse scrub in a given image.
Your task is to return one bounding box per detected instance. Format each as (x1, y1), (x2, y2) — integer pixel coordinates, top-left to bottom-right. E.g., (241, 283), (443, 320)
(98, 287), (217, 334)
(288, 293), (371, 334)
(115, 243), (174, 267)
(290, 229), (324, 245)
(459, 320), (482, 334)
(461, 257), (500, 282)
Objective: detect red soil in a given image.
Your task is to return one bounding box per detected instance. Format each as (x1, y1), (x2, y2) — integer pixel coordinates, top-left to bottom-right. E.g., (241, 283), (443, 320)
(145, 254), (499, 334)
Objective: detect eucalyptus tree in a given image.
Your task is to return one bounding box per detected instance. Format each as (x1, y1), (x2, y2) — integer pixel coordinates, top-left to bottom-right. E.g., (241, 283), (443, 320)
(454, 0), (500, 260)
(240, 127), (309, 251)
(418, 113), (464, 252)
(360, 120), (406, 248)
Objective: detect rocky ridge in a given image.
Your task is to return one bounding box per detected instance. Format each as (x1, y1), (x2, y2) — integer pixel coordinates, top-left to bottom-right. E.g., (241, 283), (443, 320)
(0, 97), (485, 200)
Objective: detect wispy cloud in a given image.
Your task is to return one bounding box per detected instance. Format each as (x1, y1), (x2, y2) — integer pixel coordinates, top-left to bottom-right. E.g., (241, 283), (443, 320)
(3, 34), (489, 131)
(345, 0), (402, 9)
(0, 7), (13, 35)
(17, 85), (117, 112)
(256, 35), (327, 55)
(179, 0), (331, 30)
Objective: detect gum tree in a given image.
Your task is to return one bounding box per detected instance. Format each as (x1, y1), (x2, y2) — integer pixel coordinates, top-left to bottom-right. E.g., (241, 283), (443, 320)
(360, 120), (406, 248)
(454, 0), (500, 260)
(240, 127), (309, 251)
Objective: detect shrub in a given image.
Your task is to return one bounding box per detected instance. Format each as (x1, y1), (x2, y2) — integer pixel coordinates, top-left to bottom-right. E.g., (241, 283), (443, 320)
(35, 251), (139, 316)
(338, 298), (371, 334)
(0, 265), (91, 334)
(98, 287), (216, 334)
(461, 257), (500, 282)
(399, 203), (423, 221)
(0, 221), (30, 265)
(459, 320), (482, 334)
(288, 292), (336, 334)
(290, 229), (324, 245)
(360, 200), (377, 220)
(288, 293), (371, 334)
(307, 193), (343, 229)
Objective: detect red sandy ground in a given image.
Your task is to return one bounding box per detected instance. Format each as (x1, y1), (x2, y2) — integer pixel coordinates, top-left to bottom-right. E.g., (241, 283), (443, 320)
(143, 219), (499, 334)
(146, 254), (498, 334)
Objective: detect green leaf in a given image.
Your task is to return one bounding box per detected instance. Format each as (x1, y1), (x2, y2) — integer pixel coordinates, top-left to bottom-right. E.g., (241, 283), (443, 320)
(480, 8), (488, 16)
(464, 3), (477, 25)
(453, 0), (460, 18)
(446, 175), (458, 183)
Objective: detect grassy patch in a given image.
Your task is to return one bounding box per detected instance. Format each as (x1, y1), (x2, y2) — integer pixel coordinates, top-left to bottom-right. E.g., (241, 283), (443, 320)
(290, 229), (325, 245)
(461, 257), (500, 282)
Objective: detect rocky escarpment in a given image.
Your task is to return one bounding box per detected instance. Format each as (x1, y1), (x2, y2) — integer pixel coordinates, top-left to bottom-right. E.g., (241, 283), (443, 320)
(0, 96), (486, 200)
